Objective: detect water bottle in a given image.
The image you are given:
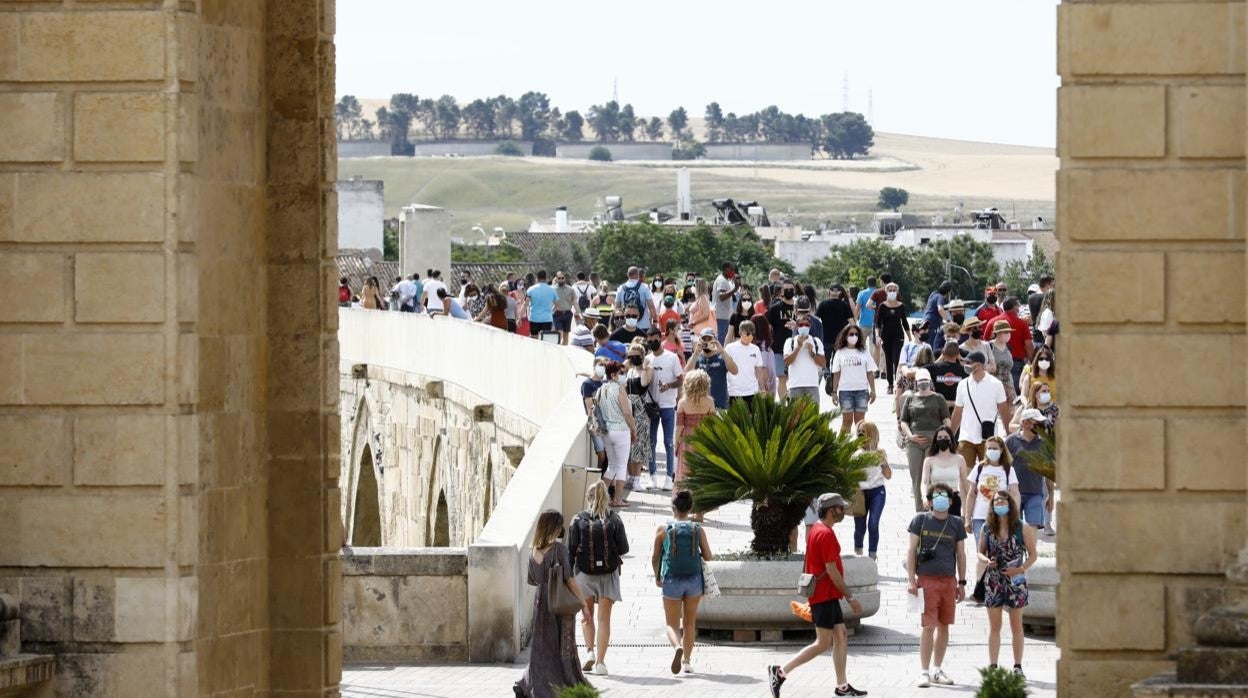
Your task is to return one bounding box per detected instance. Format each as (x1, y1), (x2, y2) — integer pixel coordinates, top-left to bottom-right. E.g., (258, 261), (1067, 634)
(1010, 557), (1025, 586)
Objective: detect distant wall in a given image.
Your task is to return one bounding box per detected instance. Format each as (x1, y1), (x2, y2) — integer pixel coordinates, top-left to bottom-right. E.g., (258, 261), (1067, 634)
(775, 239), (834, 273)
(338, 140), (392, 158)
(702, 143), (814, 161)
(556, 142), (673, 161)
(413, 141), (534, 157)
(336, 179), (384, 251)
(341, 548), (468, 661)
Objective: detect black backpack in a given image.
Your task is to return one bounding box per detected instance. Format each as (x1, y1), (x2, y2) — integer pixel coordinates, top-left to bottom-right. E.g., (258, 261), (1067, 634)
(575, 513), (621, 575)
(576, 282), (593, 312)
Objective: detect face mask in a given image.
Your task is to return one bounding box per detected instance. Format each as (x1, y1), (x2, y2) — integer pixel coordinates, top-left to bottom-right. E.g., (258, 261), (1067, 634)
(952, 313), (965, 323)
(783, 289), (795, 300)
(647, 340), (661, 351)
(887, 291), (898, 301)
(993, 504), (1010, 517)
(1038, 360), (1051, 371)
(931, 495), (951, 513)
(917, 381), (933, 392)
(593, 367), (605, 380)
(628, 356), (642, 366)
(1037, 392), (1051, 405)
(986, 295), (998, 305)
(625, 318), (638, 329)
(741, 299), (752, 309)
(935, 438), (951, 449)
(970, 329), (983, 339)
(986, 449), (1002, 462)
(847, 335), (859, 346)
(797, 326), (810, 336)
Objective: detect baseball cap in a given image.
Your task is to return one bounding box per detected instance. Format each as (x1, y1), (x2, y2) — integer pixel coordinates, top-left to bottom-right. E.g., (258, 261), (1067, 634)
(796, 296), (812, 310)
(915, 368), (932, 382)
(817, 493), (849, 510)
(1019, 408), (1049, 424)
(699, 327), (716, 338)
(966, 350), (987, 365)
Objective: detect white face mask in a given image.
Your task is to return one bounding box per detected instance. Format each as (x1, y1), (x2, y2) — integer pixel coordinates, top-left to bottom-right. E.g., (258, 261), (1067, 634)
(593, 367), (605, 380)
(887, 291), (897, 301)
(1037, 392), (1051, 405)
(986, 449), (1002, 462)
(625, 318), (638, 329)
(1038, 360), (1051, 371)
(846, 335), (859, 347)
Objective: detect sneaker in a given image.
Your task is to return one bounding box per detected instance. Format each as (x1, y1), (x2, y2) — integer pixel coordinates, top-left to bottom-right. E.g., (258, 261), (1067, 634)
(582, 651), (595, 671)
(767, 665), (786, 697)
(681, 661), (693, 674)
(1042, 524), (1056, 536)
(834, 685), (868, 697)
(916, 672), (930, 688)
(670, 647), (683, 675)
(932, 669), (954, 685)
(661, 475), (673, 491)
(1013, 665), (1026, 680)
(592, 662), (608, 676)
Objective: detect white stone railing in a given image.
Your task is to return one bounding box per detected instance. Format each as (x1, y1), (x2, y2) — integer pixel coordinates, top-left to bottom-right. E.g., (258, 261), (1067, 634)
(338, 309), (594, 661)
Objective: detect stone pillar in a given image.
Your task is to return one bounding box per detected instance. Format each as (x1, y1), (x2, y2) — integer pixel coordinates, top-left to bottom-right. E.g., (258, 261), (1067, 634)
(1058, 1), (1248, 694)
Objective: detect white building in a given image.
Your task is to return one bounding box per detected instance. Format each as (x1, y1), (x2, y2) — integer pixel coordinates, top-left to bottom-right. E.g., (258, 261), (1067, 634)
(336, 178), (384, 252)
(774, 229), (880, 272)
(398, 203), (452, 278)
(892, 226), (1035, 267)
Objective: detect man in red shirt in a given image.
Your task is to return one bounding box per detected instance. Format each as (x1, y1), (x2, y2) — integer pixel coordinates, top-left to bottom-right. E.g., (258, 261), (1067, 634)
(768, 493), (867, 697)
(983, 298), (1034, 392)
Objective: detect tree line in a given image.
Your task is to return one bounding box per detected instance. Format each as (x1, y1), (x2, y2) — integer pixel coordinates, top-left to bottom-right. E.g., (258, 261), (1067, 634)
(336, 92), (875, 159)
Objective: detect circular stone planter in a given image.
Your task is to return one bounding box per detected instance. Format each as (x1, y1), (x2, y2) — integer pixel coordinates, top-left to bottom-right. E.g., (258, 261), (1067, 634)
(698, 555), (880, 631)
(1021, 557), (1058, 632)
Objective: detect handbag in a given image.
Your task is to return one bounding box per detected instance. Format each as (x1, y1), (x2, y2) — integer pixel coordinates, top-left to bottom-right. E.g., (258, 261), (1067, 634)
(701, 559), (721, 598)
(850, 490), (867, 517)
(546, 560), (582, 616)
(797, 570), (826, 597)
(641, 392), (661, 420)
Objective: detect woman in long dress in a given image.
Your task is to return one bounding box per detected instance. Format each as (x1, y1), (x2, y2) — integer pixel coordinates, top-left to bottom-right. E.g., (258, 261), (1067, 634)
(515, 510), (591, 698)
(624, 341), (653, 492)
(674, 369), (715, 484)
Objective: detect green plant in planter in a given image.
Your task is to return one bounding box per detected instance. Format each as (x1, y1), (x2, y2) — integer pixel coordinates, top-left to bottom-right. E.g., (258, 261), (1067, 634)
(1018, 425), (1056, 483)
(975, 665), (1029, 697)
(555, 683), (601, 698)
(682, 397), (874, 555)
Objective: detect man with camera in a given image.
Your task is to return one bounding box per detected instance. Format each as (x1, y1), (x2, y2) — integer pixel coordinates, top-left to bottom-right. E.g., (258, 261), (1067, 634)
(906, 483), (969, 687)
(684, 327), (738, 410)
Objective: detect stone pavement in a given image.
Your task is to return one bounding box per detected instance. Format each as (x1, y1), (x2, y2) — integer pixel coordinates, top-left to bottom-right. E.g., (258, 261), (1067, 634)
(343, 377), (1059, 697)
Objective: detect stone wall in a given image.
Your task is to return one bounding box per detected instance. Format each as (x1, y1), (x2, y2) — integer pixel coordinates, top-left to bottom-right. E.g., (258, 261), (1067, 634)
(340, 548), (468, 661)
(339, 365), (539, 547)
(0, 1), (340, 695)
(1057, 2), (1248, 693)
(555, 142), (674, 161)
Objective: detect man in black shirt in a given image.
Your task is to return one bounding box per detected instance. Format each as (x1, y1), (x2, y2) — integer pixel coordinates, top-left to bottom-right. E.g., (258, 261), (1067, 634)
(926, 342), (967, 408)
(767, 278), (798, 398)
(1028, 275), (1053, 344)
(610, 308), (644, 345)
(816, 284), (855, 361)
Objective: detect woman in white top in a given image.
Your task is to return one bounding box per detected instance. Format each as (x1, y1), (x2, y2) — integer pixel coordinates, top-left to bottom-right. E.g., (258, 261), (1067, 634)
(921, 425), (968, 519)
(830, 325), (879, 432)
(595, 361), (638, 508)
(851, 422), (891, 558)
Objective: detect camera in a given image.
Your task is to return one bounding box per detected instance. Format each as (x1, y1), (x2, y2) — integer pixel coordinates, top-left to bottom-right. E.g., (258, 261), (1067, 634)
(917, 548), (935, 563)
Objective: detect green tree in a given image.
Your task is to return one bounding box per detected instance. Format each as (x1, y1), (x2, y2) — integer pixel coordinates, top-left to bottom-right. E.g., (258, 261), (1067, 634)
(645, 116), (664, 141)
(704, 102), (724, 142)
(877, 187), (910, 211)
(1000, 247), (1055, 301)
(335, 95), (364, 139)
(381, 93), (420, 154)
(462, 98), (496, 138)
(492, 95), (518, 138)
(667, 106), (689, 142)
(587, 101), (621, 141)
(588, 146), (612, 162)
(495, 140), (525, 156)
(618, 104), (637, 142)
(819, 111), (874, 159)
(383, 225), (399, 261)
(913, 235), (1002, 305)
(586, 222), (791, 285)
(561, 110), (585, 142)
(672, 139), (705, 160)
(433, 94), (460, 139)
(531, 237), (593, 276)
(516, 91), (552, 140)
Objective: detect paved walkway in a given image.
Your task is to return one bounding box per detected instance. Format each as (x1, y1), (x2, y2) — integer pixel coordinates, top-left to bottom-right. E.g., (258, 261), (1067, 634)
(343, 377), (1059, 697)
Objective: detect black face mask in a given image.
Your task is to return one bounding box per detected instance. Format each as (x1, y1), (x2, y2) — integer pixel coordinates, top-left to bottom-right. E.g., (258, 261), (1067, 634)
(936, 438), (951, 449)
(647, 340), (661, 351)
(970, 329), (983, 339)
(783, 289), (795, 300)
(952, 313), (965, 323)
(986, 295), (998, 305)
(629, 356), (643, 366)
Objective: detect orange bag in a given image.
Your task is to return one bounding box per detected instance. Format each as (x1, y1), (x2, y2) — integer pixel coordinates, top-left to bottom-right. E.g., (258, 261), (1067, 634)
(790, 600), (812, 623)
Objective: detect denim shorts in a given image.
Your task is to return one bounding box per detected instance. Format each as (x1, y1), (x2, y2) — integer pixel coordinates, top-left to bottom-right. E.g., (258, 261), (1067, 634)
(662, 573), (704, 600)
(1020, 492), (1046, 528)
(839, 389), (870, 413)
(972, 518), (986, 544)
(773, 353), (788, 377)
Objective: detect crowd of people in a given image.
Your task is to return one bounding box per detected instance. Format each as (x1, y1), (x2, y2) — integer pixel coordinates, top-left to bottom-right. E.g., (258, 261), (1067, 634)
(357, 263), (1059, 697)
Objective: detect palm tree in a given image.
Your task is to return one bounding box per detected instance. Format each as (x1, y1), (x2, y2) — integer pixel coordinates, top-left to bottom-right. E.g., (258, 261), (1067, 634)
(1019, 425), (1057, 482)
(682, 397), (875, 555)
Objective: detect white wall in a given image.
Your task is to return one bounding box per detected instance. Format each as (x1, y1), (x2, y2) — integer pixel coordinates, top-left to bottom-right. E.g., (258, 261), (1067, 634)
(337, 179), (384, 251)
(702, 142), (813, 161)
(399, 205), (452, 280)
(556, 142), (673, 161)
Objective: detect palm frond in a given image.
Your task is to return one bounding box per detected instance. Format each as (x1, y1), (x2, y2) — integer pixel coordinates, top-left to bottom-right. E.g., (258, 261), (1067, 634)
(1020, 426), (1057, 483)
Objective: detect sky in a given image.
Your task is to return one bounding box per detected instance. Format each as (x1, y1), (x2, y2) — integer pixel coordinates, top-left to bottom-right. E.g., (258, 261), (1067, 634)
(335, 0), (1059, 148)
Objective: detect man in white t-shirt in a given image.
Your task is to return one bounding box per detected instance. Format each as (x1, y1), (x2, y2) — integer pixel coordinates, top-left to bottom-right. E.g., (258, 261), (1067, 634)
(783, 316), (826, 402)
(392, 276), (418, 312)
(645, 327), (684, 490)
(949, 351), (1012, 469)
(421, 271), (447, 314)
(712, 262), (740, 342)
(724, 320), (768, 405)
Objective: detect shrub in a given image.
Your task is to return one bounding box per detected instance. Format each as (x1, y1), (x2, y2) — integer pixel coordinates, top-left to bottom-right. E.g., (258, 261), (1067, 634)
(495, 140), (525, 157)
(556, 684), (601, 698)
(975, 665), (1029, 698)
(588, 146), (613, 162)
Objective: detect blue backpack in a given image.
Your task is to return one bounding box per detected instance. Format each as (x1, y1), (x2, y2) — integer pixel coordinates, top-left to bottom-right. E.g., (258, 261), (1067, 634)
(664, 521), (702, 577)
(619, 281), (646, 321)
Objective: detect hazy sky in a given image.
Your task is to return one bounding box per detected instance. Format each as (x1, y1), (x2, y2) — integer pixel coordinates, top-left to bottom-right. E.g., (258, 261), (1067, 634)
(336, 1), (1059, 147)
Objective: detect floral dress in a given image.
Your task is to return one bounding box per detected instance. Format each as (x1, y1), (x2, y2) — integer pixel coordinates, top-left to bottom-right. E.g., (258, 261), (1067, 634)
(626, 374), (652, 466)
(675, 410), (711, 483)
(983, 523), (1029, 609)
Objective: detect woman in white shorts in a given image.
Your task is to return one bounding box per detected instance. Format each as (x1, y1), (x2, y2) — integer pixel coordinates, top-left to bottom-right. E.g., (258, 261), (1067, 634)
(595, 360), (637, 507)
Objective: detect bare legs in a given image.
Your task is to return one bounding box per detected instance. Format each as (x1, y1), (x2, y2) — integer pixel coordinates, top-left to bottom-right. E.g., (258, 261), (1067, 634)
(661, 595), (702, 663)
(781, 625), (849, 686)
(919, 623), (950, 671)
(581, 597), (615, 665)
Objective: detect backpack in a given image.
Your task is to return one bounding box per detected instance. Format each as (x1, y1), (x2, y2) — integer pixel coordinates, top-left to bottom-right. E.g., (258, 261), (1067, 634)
(575, 513), (621, 575)
(664, 521), (702, 577)
(575, 282), (593, 312)
(619, 280), (646, 320)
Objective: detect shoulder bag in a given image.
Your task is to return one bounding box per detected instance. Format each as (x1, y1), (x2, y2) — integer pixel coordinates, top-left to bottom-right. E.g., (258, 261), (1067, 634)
(797, 570), (826, 598)
(967, 383), (996, 440)
(546, 559), (582, 616)
(701, 558), (721, 598)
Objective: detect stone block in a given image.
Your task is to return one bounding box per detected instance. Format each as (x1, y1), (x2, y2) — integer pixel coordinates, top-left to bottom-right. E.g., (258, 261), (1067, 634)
(1063, 417), (1163, 490)
(17, 577), (69, 643)
(72, 577), (115, 642)
(0, 254), (64, 323)
(1064, 499), (1243, 574)
(1061, 3), (1245, 76)
(1065, 576), (1164, 650)
(1061, 86), (1165, 158)
(270, 630), (324, 692)
(73, 93), (166, 162)
(0, 416), (68, 486)
(11, 173), (165, 243)
(1169, 417), (1248, 492)
(1060, 658), (1173, 698)
(1067, 335), (1245, 407)
(74, 253), (166, 324)
(269, 556), (323, 630)
(1, 12), (165, 82)
(113, 577), (166, 642)
(0, 93), (64, 162)
(342, 575), (467, 647)
(326, 629), (342, 686)
(20, 333), (165, 405)
(1066, 252), (1164, 323)
(1171, 252), (1246, 324)
(1060, 169), (1243, 241)
(0, 495), (166, 567)
(1177, 85), (1246, 159)
(325, 558), (342, 625)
